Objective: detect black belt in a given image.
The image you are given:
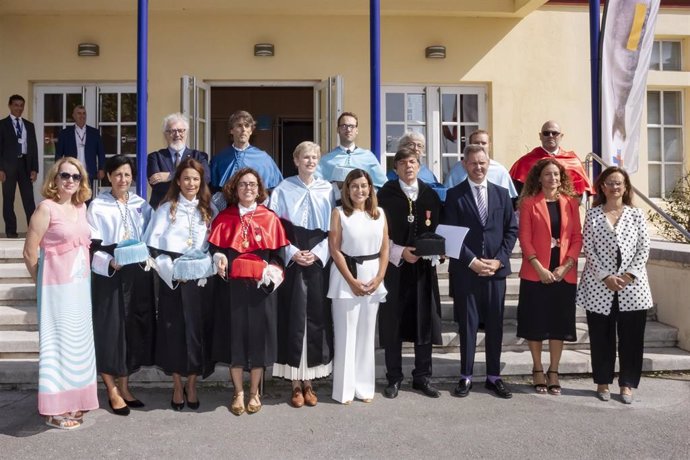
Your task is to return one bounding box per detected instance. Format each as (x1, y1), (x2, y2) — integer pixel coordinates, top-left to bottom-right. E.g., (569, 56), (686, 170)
(342, 252), (379, 278)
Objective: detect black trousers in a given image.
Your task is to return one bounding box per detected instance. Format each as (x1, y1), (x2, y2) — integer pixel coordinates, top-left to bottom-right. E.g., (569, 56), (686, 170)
(384, 342), (432, 384)
(455, 278), (506, 377)
(2, 158), (35, 234)
(586, 295), (647, 388)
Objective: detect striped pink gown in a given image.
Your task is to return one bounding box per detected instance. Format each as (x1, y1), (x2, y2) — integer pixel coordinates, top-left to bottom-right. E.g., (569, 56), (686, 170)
(36, 200), (98, 415)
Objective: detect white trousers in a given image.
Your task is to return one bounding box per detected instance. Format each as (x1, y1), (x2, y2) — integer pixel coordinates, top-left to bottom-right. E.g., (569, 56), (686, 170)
(331, 297), (380, 403)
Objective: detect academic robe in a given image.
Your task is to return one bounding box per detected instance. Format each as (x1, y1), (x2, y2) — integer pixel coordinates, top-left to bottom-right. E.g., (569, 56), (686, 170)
(268, 176), (335, 370)
(509, 146), (594, 195)
(387, 165), (448, 201)
(316, 146), (388, 188)
(86, 191), (155, 376)
(209, 204), (289, 369)
(377, 179), (443, 347)
(144, 195), (218, 377)
(210, 144), (283, 191)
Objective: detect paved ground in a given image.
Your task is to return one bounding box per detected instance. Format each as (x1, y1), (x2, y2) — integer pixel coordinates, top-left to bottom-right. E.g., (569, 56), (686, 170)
(1, 374), (689, 459)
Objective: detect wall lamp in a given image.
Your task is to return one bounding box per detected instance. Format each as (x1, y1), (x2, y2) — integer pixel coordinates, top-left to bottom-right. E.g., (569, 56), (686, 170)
(425, 45), (446, 59)
(254, 43), (275, 57)
(78, 43), (100, 57)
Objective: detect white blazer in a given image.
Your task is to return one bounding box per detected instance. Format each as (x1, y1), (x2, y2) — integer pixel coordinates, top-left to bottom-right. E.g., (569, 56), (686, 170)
(576, 205), (653, 315)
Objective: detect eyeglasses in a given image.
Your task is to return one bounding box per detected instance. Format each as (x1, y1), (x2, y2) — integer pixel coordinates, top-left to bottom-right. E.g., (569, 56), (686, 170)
(338, 124), (357, 131)
(405, 142), (425, 150)
(541, 130), (561, 137)
(165, 128), (186, 135)
(58, 172), (82, 182)
(238, 182), (258, 189)
(604, 181), (624, 188)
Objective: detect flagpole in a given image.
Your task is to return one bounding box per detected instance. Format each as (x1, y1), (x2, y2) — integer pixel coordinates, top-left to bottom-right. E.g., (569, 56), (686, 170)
(589, 0), (602, 178)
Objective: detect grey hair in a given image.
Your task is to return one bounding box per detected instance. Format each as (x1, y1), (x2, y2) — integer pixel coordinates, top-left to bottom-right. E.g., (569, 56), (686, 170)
(462, 143), (487, 158)
(397, 131), (426, 150)
(162, 112), (189, 132)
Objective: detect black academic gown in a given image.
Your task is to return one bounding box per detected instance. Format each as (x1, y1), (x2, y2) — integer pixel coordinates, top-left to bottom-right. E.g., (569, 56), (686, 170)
(377, 179), (443, 347)
(275, 220), (333, 369)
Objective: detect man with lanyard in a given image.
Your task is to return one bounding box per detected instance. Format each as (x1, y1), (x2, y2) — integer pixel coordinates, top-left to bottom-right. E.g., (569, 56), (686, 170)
(316, 111), (387, 189)
(0, 94), (38, 238)
(56, 105), (106, 190)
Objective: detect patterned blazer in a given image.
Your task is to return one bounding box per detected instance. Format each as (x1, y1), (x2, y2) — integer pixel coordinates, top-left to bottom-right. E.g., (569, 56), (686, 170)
(576, 205), (653, 315)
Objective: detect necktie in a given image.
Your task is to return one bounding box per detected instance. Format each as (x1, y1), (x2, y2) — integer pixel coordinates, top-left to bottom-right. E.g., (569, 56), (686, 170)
(15, 118), (22, 138)
(174, 151), (181, 167)
(475, 185), (488, 225)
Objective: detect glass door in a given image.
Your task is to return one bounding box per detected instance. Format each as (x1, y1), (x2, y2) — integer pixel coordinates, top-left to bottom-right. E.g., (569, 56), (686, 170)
(181, 75), (211, 153)
(313, 75), (343, 154)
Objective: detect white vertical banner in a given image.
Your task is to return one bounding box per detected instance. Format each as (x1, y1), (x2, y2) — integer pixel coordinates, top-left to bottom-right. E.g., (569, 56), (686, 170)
(600, 0), (660, 174)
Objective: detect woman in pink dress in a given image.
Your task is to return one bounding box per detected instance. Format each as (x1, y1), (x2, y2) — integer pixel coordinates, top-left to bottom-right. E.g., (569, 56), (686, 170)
(23, 157), (99, 430)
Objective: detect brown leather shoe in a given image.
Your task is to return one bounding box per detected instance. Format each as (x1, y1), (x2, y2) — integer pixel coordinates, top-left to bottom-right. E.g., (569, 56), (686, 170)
(303, 386), (318, 407)
(291, 387), (304, 408)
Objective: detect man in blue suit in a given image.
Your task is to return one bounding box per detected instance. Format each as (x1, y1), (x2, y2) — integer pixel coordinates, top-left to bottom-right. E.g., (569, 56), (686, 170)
(56, 105), (106, 183)
(443, 144), (517, 399)
(147, 112), (210, 208)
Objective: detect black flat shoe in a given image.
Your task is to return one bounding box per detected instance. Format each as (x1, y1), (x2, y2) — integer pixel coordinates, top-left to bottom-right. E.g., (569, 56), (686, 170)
(383, 381), (401, 399)
(484, 378), (513, 399)
(453, 378), (472, 398)
(108, 399), (131, 416)
(124, 398), (145, 408)
(184, 388), (200, 410)
(171, 390), (185, 411)
(412, 381), (441, 398)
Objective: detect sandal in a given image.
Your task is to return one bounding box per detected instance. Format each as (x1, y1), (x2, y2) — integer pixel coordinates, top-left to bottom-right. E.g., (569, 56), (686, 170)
(230, 392), (245, 416)
(67, 411), (84, 422)
(247, 392), (262, 414)
(45, 414), (81, 430)
(546, 369), (562, 395)
(532, 369), (547, 394)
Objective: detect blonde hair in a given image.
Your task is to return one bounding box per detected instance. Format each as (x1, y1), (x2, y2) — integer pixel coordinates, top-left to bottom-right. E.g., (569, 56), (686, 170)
(292, 141), (321, 160)
(41, 157), (92, 205)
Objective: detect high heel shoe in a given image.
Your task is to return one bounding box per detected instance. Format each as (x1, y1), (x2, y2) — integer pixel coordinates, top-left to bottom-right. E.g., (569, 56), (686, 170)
(170, 389), (185, 411)
(109, 398), (131, 416)
(184, 387), (200, 410)
(546, 369), (562, 396)
(246, 392), (262, 414)
(532, 368), (547, 394)
(230, 392), (245, 416)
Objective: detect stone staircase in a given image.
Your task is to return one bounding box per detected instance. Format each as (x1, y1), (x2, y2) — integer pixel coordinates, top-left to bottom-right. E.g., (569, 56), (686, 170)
(1, 238), (689, 388)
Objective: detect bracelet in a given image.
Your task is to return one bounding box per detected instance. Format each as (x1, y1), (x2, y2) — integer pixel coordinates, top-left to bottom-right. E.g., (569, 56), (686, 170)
(528, 255), (537, 262)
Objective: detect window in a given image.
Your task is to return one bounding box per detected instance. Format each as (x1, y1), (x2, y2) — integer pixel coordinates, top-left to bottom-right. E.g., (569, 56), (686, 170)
(647, 90), (684, 198)
(381, 85), (487, 183)
(650, 40), (682, 71)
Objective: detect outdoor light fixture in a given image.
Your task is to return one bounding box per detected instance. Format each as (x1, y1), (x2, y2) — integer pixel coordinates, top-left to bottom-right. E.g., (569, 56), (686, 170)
(254, 43), (275, 57)
(425, 45), (446, 59)
(78, 43), (100, 57)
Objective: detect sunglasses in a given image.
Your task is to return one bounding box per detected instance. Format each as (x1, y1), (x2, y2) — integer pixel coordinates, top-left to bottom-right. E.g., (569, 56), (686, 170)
(542, 130), (561, 137)
(59, 172), (82, 182)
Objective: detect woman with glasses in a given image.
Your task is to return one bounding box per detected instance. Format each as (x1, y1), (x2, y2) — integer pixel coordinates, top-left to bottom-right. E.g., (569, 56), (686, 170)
(328, 169), (389, 404)
(209, 167), (289, 415)
(87, 155), (154, 416)
(23, 158), (98, 430)
(577, 166), (653, 404)
(269, 141), (336, 408)
(516, 158), (582, 395)
(145, 157), (217, 411)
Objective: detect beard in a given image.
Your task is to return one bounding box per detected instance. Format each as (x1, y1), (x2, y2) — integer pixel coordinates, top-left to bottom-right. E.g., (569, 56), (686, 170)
(169, 140), (186, 151)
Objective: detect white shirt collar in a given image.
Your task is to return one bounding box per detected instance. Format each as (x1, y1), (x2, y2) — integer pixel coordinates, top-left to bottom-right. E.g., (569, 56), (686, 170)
(75, 124), (86, 133)
(238, 202), (258, 216)
(541, 146), (559, 155)
(468, 178), (488, 188)
(179, 193), (199, 207)
(339, 145), (357, 153)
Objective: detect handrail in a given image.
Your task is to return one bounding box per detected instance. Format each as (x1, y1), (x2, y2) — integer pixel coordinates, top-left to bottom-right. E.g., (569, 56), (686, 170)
(584, 152), (690, 244)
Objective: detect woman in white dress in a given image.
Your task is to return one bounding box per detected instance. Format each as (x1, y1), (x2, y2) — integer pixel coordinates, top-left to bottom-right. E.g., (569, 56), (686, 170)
(328, 169), (389, 404)
(269, 142), (336, 408)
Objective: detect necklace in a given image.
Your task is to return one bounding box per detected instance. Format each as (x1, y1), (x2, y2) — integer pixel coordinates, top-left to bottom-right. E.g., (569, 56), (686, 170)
(407, 196), (415, 223)
(240, 208), (258, 248)
(112, 191), (131, 240)
(185, 204), (196, 247)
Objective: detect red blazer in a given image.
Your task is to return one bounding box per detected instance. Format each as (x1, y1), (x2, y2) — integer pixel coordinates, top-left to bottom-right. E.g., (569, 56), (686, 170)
(518, 193), (582, 284)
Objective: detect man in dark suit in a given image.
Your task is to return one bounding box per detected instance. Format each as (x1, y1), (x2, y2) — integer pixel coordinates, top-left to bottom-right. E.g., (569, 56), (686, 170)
(55, 105), (106, 184)
(147, 112), (210, 208)
(0, 94), (38, 238)
(443, 144), (517, 399)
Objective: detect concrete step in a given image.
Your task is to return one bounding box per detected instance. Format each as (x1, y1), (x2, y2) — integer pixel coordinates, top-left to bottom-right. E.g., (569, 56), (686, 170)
(438, 299), (588, 322)
(0, 240), (25, 261)
(0, 263), (32, 283)
(4, 346), (690, 388)
(0, 330), (38, 357)
(0, 305), (37, 331)
(0, 283), (36, 302)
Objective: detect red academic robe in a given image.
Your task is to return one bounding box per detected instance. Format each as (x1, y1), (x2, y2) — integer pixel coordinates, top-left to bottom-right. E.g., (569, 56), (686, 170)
(509, 147), (594, 195)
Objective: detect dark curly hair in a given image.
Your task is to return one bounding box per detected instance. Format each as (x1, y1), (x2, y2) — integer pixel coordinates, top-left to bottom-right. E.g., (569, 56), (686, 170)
(518, 158), (575, 207)
(222, 167), (268, 206)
